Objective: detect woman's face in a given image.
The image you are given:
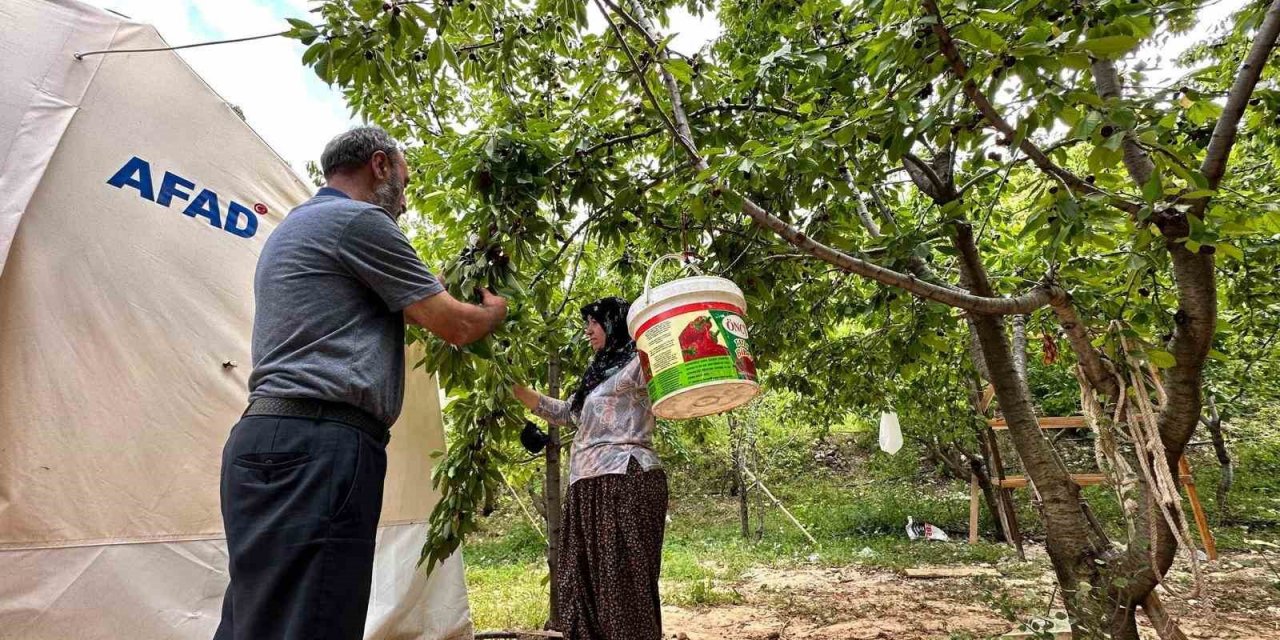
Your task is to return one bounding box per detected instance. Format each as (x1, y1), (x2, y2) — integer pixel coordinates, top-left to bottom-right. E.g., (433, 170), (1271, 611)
(585, 317), (607, 353)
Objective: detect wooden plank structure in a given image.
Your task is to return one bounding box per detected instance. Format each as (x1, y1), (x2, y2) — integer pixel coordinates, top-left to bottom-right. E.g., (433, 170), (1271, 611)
(970, 413), (1218, 560)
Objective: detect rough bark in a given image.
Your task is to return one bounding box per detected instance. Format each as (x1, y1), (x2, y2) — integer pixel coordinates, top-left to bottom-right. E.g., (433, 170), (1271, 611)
(1090, 57), (1156, 187)
(1143, 592), (1190, 640)
(954, 222), (1108, 634)
(1011, 315), (1029, 385)
(1050, 299), (1119, 399)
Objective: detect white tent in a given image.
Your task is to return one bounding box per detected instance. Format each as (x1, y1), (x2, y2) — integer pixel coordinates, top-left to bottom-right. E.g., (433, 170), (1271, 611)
(0, 1), (472, 638)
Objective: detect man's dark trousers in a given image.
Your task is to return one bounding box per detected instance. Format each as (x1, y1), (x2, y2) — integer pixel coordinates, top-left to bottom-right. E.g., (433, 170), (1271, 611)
(213, 415), (387, 640)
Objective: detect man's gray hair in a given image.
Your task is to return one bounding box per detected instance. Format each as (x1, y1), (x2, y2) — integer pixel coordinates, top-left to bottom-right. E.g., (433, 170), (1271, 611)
(320, 126), (401, 177)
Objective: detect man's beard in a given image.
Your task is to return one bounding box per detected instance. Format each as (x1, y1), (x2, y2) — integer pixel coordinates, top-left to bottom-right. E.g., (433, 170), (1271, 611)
(372, 174), (404, 219)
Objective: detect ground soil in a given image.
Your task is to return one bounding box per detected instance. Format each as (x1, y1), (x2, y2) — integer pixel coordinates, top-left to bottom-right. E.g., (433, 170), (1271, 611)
(662, 547), (1280, 639)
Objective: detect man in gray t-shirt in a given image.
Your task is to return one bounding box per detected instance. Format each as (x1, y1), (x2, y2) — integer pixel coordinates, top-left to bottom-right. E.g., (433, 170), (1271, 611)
(214, 127), (505, 640)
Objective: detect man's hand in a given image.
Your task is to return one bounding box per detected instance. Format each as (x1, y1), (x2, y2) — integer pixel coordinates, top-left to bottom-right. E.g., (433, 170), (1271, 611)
(404, 288), (507, 346)
(479, 288), (508, 324)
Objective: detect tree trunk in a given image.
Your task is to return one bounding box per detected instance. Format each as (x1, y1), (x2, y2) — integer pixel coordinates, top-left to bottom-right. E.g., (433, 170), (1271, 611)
(968, 452), (1007, 542)
(1202, 397), (1234, 520)
(928, 438), (1007, 541)
(1012, 314), (1029, 385)
(544, 357), (563, 628)
(954, 222), (1111, 636)
(1142, 592), (1190, 640)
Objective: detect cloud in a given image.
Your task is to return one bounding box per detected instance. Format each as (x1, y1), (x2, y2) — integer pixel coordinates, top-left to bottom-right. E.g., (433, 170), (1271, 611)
(83, 0), (354, 173)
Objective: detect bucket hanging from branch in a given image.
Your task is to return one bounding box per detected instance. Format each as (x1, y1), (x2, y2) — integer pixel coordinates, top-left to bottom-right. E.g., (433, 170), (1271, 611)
(627, 254), (760, 419)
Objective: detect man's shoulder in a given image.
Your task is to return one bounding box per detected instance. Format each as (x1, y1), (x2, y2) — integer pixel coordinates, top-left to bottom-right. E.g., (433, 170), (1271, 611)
(289, 193), (383, 220)
(277, 195), (386, 239)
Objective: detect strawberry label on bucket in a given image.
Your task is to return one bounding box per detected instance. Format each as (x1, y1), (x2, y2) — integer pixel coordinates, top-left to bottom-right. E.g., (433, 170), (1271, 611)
(635, 302), (757, 403)
(628, 256), (760, 419)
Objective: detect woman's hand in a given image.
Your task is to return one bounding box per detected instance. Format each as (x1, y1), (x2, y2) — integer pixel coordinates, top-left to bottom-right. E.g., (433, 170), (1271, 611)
(513, 385), (541, 411)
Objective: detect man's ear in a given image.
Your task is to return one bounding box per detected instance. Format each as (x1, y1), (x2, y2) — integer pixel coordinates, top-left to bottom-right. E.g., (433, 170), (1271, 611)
(371, 150), (391, 181)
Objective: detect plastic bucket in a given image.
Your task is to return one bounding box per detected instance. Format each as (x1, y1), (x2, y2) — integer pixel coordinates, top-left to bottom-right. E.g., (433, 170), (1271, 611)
(627, 255), (760, 419)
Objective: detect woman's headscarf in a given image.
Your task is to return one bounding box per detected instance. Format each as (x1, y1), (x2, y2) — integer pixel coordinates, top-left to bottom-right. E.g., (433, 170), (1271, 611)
(571, 296), (637, 412)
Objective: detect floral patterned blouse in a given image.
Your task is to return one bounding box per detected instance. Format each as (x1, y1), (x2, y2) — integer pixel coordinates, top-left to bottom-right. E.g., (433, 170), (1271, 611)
(533, 357), (662, 485)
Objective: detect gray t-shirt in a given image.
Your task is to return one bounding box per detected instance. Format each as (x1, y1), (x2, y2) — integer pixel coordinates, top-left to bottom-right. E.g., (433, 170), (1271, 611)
(247, 187), (444, 425)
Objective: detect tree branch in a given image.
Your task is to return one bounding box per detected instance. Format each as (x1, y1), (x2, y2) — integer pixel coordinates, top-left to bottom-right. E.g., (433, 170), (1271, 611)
(1198, 0), (1280, 195)
(545, 104), (800, 177)
(854, 196), (882, 237)
(1090, 57), (1156, 186)
(903, 152), (952, 202)
(607, 0), (1063, 316)
(544, 127), (665, 175)
(598, 0), (661, 49)
(531, 162), (691, 287)
(690, 102), (803, 120)
(921, 0), (1143, 217)
(849, 155), (901, 232)
(593, 0), (682, 143)
(959, 138), (1082, 196)
(1050, 299), (1119, 399)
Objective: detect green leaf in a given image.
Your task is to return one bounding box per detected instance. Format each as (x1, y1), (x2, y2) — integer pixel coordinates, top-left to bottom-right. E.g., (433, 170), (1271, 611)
(1218, 243), (1244, 261)
(442, 38), (459, 69)
(1080, 35), (1140, 58)
(664, 59), (694, 84)
(975, 9), (1017, 24)
(428, 37), (444, 72)
(302, 42), (326, 66)
(1142, 171), (1163, 204)
(956, 24), (1006, 51)
(1148, 350), (1177, 368)
(833, 125), (857, 146)
(389, 15), (402, 44)
(1088, 144), (1121, 173)
(465, 339), (494, 360)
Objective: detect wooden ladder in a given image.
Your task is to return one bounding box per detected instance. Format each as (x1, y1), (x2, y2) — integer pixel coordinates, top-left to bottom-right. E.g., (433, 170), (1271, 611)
(968, 414), (1218, 560)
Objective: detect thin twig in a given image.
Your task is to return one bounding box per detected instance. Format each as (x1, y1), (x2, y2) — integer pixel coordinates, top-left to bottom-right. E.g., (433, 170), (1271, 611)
(552, 237), (589, 318)
(976, 147), (1020, 242)
(592, 0), (680, 140)
(614, 0), (1066, 315)
(921, 0), (1142, 217)
(1197, 0), (1280, 198)
(960, 138), (1079, 196)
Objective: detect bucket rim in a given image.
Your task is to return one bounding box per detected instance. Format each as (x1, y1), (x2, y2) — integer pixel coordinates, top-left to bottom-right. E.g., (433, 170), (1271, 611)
(626, 275), (747, 330)
(650, 378), (760, 420)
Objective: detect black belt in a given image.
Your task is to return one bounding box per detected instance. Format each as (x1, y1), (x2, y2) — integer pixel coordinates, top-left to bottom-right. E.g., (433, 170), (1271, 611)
(243, 397), (390, 445)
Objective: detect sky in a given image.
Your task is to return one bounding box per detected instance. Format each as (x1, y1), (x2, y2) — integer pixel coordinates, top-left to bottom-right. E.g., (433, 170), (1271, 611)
(81, 0), (718, 173)
(81, 0), (1237, 174)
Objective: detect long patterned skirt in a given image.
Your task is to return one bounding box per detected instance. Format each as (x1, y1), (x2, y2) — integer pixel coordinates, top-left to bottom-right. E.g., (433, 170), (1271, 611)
(556, 458), (669, 640)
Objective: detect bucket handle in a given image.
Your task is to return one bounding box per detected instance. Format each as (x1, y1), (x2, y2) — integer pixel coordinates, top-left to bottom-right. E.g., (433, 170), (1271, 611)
(644, 253), (704, 304)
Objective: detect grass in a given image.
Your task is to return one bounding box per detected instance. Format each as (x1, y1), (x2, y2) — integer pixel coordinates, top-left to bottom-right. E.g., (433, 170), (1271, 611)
(463, 414), (1280, 631)
(464, 470), (1018, 631)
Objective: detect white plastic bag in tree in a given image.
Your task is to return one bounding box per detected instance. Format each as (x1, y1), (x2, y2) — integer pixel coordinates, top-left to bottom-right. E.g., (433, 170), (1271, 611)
(879, 411), (903, 455)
